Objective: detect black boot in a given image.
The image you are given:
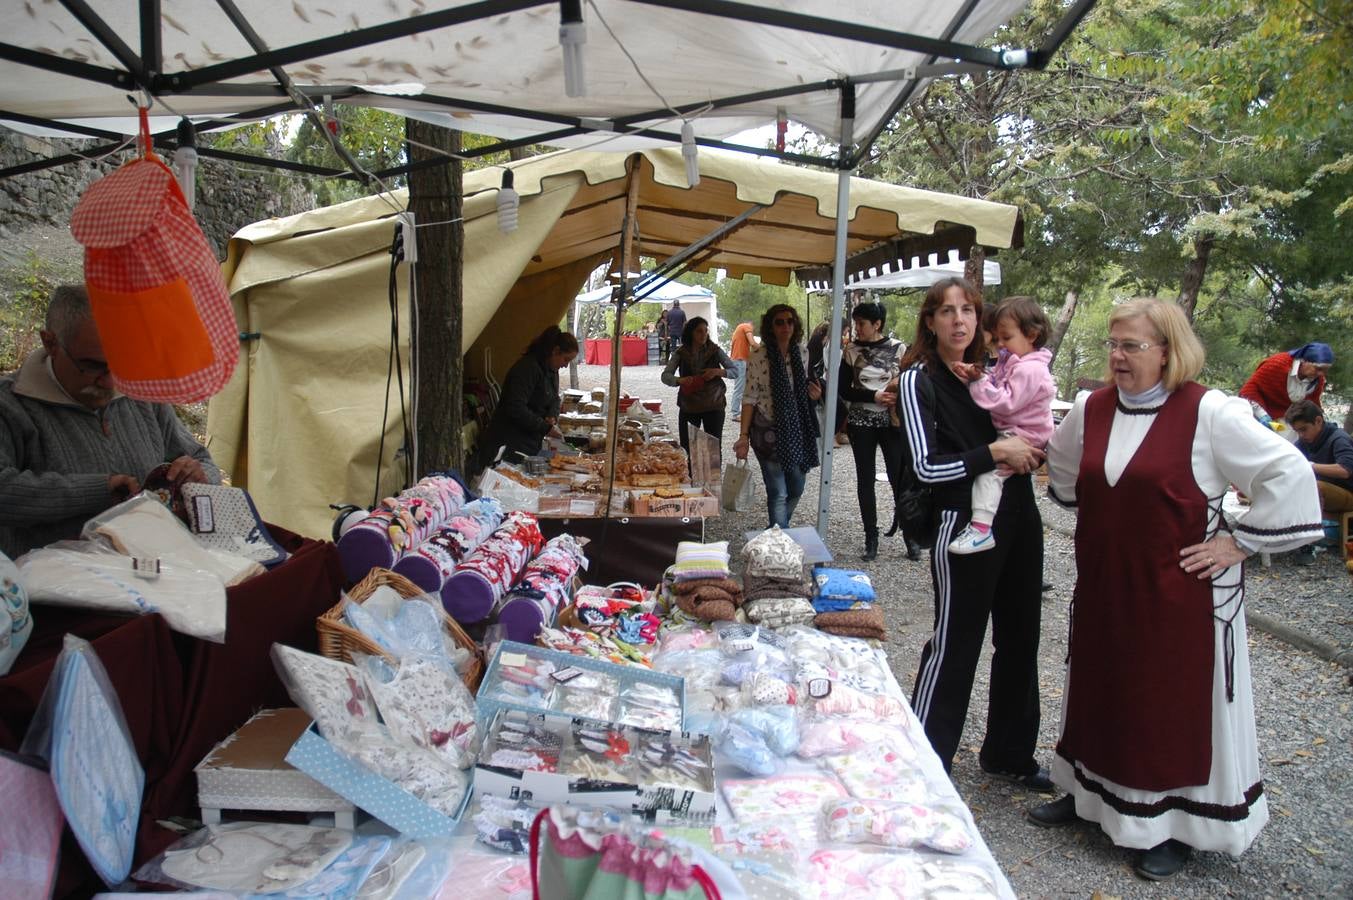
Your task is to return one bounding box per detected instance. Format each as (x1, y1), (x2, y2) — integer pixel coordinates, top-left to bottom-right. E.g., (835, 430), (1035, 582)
(862, 529), (879, 561)
(905, 537), (923, 561)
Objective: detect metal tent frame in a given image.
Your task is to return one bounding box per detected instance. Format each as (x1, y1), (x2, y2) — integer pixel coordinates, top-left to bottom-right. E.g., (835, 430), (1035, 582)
(0, 0), (1095, 537)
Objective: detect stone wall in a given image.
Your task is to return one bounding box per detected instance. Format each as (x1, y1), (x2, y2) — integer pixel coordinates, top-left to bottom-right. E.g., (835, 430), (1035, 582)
(0, 132), (314, 257)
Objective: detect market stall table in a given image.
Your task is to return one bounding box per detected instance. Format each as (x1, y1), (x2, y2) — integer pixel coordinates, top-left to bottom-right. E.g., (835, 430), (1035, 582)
(0, 529), (345, 894)
(584, 336), (649, 366)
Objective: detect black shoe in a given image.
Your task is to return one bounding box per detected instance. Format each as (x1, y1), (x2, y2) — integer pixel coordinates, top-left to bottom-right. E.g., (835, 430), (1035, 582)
(1027, 795), (1080, 828)
(1295, 545), (1317, 567)
(979, 759), (1055, 792)
(1135, 839), (1192, 881)
(862, 530), (879, 562)
(1041, 581), (1053, 592)
(905, 538), (923, 561)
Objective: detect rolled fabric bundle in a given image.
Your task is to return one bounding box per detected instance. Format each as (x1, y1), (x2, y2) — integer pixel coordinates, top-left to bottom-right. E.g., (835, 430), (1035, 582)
(441, 512), (543, 623)
(814, 606), (886, 641)
(743, 574), (811, 603)
(336, 474), (469, 582)
(674, 591), (737, 622)
(496, 535), (588, 643)
(671, 577), (744, 606)
(391, 498), (504, 593)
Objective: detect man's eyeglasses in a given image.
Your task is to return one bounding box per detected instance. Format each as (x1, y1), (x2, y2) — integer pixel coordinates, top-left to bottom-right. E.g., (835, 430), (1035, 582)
(1102, 339), (1164, 355)
(772, 317), (795, 326)
(60, 344), (110, 377)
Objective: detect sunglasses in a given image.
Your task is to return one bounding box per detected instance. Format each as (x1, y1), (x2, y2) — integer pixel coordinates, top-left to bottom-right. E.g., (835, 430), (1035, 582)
(772, 317), (795, 326)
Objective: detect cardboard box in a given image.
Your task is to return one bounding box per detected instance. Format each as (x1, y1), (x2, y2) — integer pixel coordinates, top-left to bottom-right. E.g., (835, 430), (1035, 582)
(628, 490), (685, 517)
(194, 708), (353, 824)
(683, 491), (719, 518)
(285, 725), (471, 838)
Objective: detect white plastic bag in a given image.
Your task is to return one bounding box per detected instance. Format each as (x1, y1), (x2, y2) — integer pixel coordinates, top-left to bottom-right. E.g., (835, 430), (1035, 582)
(0, 550), (32, 675)
(721, 459), (754, 512)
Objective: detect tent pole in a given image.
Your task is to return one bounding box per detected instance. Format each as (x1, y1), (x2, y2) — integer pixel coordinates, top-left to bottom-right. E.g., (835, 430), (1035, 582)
(569, 298), (582, 390)
(602, 156), (643, 517)
(816, 87), (855, 539)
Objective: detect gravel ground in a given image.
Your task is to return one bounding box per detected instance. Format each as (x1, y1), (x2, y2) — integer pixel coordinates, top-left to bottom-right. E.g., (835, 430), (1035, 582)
(578, 362), (1353, 898)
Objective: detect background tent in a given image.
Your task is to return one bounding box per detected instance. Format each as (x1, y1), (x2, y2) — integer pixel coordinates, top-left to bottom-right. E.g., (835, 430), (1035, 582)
(574, 277), (718, 341)
(209, 147), (1021, 537)
(806, 249), (1002, 292)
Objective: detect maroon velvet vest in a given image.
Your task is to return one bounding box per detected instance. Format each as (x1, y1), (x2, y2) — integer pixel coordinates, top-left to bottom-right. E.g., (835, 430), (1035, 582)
(1057, 382), (1214, 792)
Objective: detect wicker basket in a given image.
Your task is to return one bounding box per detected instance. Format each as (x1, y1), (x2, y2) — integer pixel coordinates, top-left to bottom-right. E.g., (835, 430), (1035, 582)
(316, 568), (484, 692)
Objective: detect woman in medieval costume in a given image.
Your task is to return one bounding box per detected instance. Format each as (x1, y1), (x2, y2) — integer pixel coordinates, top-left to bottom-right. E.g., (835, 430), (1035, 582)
(1035, 298), (1321, 880)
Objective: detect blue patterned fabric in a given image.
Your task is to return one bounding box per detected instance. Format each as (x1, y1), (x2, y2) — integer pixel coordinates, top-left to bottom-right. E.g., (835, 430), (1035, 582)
(812, 567), (877, 608)
(765, 341), (820, 473)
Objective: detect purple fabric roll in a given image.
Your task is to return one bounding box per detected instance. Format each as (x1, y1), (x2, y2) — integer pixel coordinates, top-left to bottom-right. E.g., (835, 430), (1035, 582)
(336, 521), (396, 583)
(390, 553), (442, 594)
(497, 594), (552, 643)
(441, 570), (497, 624)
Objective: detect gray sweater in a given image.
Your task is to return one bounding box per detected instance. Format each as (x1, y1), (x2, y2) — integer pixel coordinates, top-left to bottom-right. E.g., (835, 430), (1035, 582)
(0, 350), (221, 558)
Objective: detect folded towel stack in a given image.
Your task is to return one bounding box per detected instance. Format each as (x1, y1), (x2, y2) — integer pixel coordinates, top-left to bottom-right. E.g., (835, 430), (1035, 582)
(811, 567), (885, 640)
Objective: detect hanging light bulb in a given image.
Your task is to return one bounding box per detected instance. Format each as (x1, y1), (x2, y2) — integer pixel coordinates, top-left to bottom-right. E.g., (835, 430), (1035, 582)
(497, 169), (519, 233)
(559, 0), (586, 98)
(681, 120), (700, 188)
(172, 118), (198, 211)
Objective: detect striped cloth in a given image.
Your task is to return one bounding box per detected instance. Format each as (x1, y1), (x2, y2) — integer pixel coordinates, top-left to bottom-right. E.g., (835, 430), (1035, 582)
(671, 540), (730, 582)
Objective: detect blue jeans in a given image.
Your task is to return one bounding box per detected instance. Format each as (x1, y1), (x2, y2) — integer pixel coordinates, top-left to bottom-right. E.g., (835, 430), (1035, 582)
(728, 360), (748, 416)
(756, 454), (807, 528)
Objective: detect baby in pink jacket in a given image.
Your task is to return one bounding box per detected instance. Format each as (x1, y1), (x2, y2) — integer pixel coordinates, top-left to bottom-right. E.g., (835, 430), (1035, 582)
(949, 296), (1055, 554)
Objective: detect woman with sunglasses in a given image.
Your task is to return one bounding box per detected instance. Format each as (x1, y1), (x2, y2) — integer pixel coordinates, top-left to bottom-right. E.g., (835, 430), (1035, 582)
(734, 305), (822, 528)
(897, 277), (1048, 793)
(1034, 298), (1320, 880)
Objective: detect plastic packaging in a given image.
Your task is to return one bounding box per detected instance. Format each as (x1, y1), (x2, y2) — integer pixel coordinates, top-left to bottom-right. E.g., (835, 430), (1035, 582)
(82, 493), (264, 586)
(19, 538), (227, 642)
(361, 655), (480, 770)
(21, 635), (144, 887)
(0, 549), (32, 675)
(472, 796), (542, 854)
(822, 798), (973, 853)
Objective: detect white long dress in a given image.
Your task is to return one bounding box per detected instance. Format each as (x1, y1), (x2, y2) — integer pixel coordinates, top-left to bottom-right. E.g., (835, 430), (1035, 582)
(1045, 386), (1322, 855)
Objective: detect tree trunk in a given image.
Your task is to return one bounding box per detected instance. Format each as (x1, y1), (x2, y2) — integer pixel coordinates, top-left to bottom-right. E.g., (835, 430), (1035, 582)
(964, 244), (986, 296)
(1046, 290), (1079, 364)
(1177, 235), (1214, 322)
(407, 119), (463, 475)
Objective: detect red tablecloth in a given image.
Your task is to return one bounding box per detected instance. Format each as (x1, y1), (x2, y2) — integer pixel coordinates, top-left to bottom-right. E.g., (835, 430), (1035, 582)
(584, 336), (649, 366)
(0, 529), (345, 895)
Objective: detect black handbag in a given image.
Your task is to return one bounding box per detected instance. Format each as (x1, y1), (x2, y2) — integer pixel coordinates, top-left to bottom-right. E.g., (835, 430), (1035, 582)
(747, 406), (777, 458)
(886, 368), (937, 549)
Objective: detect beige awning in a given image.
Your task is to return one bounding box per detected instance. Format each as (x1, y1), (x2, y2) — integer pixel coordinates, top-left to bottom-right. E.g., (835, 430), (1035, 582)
(208, 147), (1021, 537)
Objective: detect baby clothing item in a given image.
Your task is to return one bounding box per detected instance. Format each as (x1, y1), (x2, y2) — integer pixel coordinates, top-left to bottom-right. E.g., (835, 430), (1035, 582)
(21, 635), (143, 887)
(743, 597), (815, 630)
(19, 541), (228, 642)
(822, 798), (972, 854)
(362, 656), (479, 769)
(796, 720), (912, 759)
(810, 568), (876, 610)
(722, 773), (847, 822)
(0, 550), (32, 675)
(809, 681), (907, 723)
(813, 606), (886, 641)
(88, 494), (264, 587)
(741, 527), (804, 580)
(0, 752), (63, 897)
(824, 747), (927, 803)
(672, 540), (731, 581)
(156, 823), (352, 893)
(271, 644), (379, 743)
(181, 483), (287, 567)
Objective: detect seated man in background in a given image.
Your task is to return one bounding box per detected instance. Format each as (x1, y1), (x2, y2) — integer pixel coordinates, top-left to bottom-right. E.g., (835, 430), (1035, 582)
(0, 284), (220, 559)
(1286, 399), (1353, 564)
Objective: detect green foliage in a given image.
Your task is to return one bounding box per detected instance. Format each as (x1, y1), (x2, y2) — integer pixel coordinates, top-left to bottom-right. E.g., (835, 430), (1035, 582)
(0, 250), (79, 372)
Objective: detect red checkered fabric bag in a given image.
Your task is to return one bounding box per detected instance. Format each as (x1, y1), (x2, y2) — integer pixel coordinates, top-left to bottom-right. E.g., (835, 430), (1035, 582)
(69, 154), (236, 403)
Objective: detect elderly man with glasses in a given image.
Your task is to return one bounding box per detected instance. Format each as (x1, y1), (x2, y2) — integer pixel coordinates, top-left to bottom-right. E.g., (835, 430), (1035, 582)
(0, 284), (220, 558)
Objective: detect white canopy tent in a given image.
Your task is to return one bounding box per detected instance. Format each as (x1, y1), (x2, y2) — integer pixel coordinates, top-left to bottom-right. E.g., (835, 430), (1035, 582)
(0, 0), (1094, 537)
(807, 249), (1002, 293)
(573, 277), (718, 342)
